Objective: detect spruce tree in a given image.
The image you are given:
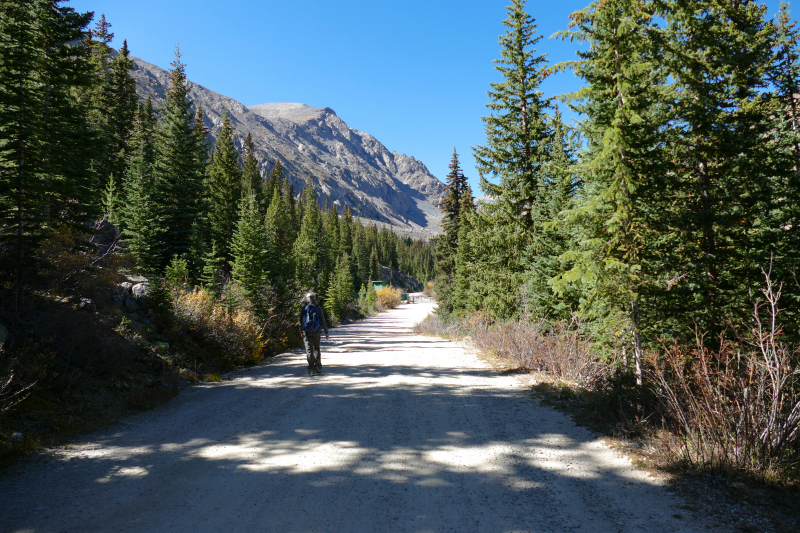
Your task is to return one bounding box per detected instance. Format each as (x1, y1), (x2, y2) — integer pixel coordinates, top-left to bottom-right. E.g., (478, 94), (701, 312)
(326, 204), (341, 261)
(207, 110), (242, 262)
(152, 47), (206, 268)
(120, 100), (161, 273)
(107, 39), (138, 189)
(230, 191), (268, 303)
(200, 241), (226, 296)
(549, 0), (666, 378)
(522, 108), (580, 320)
(369, 247), (381, 282)
(265, 188), (294, 283)
(0, 0), (96, 303)
(434, 149), (468, 314)
(649, 0), (779, 340)
(471, 0), (553, 319)
(241, 132), (264, 209)
(293, 178), (323, 289)
(334, 253), (355, 319)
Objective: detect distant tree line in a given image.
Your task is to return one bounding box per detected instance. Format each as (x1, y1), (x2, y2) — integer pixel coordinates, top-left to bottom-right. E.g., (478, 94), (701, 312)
(435, 0), (800, 368)
(0, 1), (434, 324)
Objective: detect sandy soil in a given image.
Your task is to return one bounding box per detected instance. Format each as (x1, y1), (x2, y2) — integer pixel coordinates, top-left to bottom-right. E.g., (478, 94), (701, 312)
(0, 301), (711, 532)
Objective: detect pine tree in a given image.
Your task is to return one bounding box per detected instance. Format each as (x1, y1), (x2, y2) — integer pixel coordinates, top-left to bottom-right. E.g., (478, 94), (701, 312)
(0, 0), (96, 303)
(230, 191), (268, 303)
(82, 13), (115, 183)
(522, 108), (580, 320)
(293, 177), (323, 289)
(152, 47), (206, 268)
(120, 101), (161, 273)
(648, 0), (779, 341)
(324, 270), (340, 323)
(470, 0), (553, 319)
(768, 2), (800, 328)
(200, 241), (226, 296)
(434, 149), (468, 314)
(265, 188), (293, 283)
(548, 0), (666, 379)
(241, 132), (264, 209)
(207, 110), (242, 262)
(107, 39), (138, 189)
(334, 253), (355, 319)
(452, 186), (477, 314)
(369, 247), (381, 282)
(326, 204), (341, 261)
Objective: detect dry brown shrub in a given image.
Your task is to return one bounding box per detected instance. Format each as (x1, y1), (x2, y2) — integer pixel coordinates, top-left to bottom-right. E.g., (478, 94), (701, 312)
(423, 282), (434, 297)
(375, 286), (402, 310)
(173, 287), (265, 366)
(648, 272), (800, 480)
(472, 316), (607, 387)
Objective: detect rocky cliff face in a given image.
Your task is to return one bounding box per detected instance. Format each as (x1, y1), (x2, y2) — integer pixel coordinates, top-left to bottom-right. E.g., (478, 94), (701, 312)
(130, 57), (444, 236)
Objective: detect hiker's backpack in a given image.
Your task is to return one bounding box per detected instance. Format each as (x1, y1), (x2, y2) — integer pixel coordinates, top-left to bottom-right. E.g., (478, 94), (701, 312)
(302, 304), (321, 332)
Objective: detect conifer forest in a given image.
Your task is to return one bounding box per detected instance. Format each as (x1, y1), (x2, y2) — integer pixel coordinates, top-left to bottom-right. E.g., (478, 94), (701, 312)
(2, 0), (800, 484)
(431, 0), (800, 480)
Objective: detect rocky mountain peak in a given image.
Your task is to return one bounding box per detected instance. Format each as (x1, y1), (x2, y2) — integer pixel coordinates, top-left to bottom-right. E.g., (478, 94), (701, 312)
(248, 103), (337, 123)
(129, 56), (444, 237)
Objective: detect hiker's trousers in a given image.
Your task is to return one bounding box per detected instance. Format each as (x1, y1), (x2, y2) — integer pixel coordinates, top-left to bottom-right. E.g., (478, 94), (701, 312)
(303, 331), (322, 372)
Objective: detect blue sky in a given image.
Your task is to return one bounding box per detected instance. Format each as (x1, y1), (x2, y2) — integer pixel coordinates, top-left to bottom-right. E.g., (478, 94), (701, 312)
(68, 0), (789, 192)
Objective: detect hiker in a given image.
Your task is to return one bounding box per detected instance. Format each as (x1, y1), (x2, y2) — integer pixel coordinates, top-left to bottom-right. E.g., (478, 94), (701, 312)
(299, 291), (329, 375)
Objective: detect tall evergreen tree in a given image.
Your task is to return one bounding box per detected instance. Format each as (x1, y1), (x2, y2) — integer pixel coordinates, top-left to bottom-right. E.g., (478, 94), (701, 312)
(648, 0), (779, 341)
(0, 0), (96, 304)
(241, 132), (264, 210)
(230, 191), (268, 303)
(120, 100), (161, 273)
(107, 39), (138, 185)
(265, 187), (293, 284)
(549, 0), (666, 378)
(434, 149), (468, 314)
(293, 182), (323, 290)
(207, 110), (242, 263)
(470, 0), (553, 319)
(522, 107), (580, 320)
(152, 47), (206, 268)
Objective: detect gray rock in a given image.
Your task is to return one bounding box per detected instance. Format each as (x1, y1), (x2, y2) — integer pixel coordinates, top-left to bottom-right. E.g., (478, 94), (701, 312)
(110, 295), (125, 308)
(10, 432), (23, 441)
(78, 297), (96, 312)
(118, 282), (133, 295)
(124, 297), (140, 312)
(131, 282), (150, 302)
(130, 57), (444, 238)
(129, 320), (145, 333)
(126, 275), (148, 283)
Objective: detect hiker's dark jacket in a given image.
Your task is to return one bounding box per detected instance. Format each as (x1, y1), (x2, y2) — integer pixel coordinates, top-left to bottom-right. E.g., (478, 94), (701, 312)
(299, 303), (329, 336)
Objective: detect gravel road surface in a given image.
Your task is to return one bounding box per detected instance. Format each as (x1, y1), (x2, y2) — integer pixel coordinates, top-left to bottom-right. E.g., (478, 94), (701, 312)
(1, 301), (706, 532)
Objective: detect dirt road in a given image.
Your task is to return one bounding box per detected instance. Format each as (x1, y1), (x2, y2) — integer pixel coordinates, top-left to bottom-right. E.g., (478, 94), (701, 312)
(1, 302), (706, 532)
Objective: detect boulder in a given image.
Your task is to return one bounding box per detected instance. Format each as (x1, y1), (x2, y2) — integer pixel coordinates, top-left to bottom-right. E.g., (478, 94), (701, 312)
(126, 275), (148, 284)
(78, 298), (96, 312)
(131, 282), (150, 302)
(124, 297), (140, 312)
(110, 294), (125, 308)
(117, 282), (133, 295)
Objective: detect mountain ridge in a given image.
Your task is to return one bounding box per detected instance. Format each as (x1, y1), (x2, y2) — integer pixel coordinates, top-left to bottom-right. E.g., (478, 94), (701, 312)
(129, 56), (444, 236)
